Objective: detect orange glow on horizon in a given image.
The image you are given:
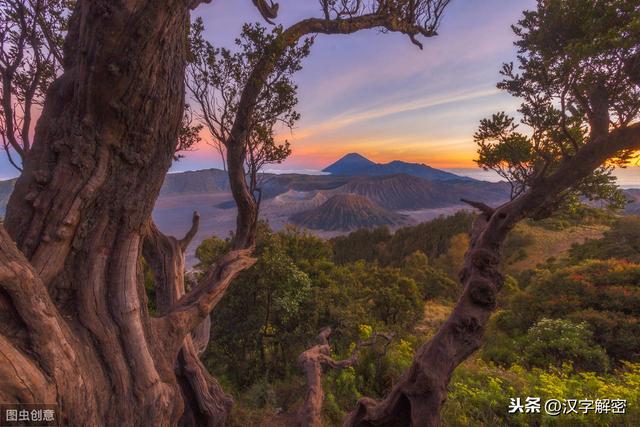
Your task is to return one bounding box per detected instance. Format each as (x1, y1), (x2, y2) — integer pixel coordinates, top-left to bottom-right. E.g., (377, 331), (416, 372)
(287, 138), (480, 169)
(191, 135), (481, 169)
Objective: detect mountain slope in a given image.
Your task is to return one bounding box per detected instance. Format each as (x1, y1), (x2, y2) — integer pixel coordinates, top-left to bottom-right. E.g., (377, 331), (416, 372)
(215, 174), (350, 209)
(323, 153), (475, 181)
(258, 173), (351, 198)
(321, 152), (377, 175)
(625, 189), (640, 214)
(328, 174), (509, 210)
(0, 178), (16, 217)
(330, 174), (456, 209)
(290, 194), (407, 231)
(160, 168), (229, 196)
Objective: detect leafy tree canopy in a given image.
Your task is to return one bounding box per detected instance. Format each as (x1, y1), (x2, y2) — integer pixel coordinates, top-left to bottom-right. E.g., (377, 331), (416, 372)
(475, 0), (640, 210)
(187, 19), (312, 196)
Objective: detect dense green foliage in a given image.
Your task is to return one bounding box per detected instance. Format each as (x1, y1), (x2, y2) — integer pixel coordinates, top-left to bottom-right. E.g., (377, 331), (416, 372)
(331, 211), (474, 266)
(521, 318), (610, 372)
(569, 216), (640, 263)
(402, 251), (460, 300)
(191, 205), (640, 426)
(485, 259), (640, 370)
(196, 222), (446, 408)
(443, 360), (640, 427)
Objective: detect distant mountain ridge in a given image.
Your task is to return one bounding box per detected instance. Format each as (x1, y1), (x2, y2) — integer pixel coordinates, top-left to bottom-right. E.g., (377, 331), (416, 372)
(322, 152), (475, 181)
(0, 178), (16, 216)
(160, 168), (229, 196)
(2, 158), (638, 238)
(626, 189), (640, 214)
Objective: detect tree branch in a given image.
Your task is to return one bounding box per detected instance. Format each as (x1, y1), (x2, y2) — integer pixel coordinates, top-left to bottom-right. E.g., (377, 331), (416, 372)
(298, 328), (392, 427)
(142, 216), (231, 422)
(160, 249), (257, 351)
(0, 223), (83, 400)
(142, 219), (184, 309)
(0, 334), (57, 404)
(179, 211), (200, 252)
(624, 51), (640, 85)
(0, 224), (61, 341)
(460, 198), (495, 217)
(252, 0), (279, 24)
(188, 0), (212, 10)
(587, 81), (610, 140)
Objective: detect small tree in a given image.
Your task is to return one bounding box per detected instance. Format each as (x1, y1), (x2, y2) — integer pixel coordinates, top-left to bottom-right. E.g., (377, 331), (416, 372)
(219, 0), (451, 249)
(186, 19), (308, 200)
(522, 318), (610, 372)
(0, 0), (66, 170)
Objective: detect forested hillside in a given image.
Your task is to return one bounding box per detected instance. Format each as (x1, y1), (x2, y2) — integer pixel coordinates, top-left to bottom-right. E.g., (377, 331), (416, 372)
(185, 212), (640, 426)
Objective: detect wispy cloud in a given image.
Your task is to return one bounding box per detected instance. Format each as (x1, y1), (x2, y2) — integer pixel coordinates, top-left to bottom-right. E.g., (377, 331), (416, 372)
(168, 0), (536, 175)
(293, 86), (500, 140)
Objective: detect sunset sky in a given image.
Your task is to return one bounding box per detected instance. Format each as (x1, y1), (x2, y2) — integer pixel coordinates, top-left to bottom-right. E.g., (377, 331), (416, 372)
(174, 0), (534, 173)
(0, 0), (637, 185)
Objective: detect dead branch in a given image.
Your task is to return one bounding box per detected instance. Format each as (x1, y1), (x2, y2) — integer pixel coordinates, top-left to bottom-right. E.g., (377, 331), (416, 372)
(159, 248), (257, 351)
(297, 327), (392, 427)
(179, 211), (200, 251)
(252, 0), (279, 24)
(460, 198), (495, 217)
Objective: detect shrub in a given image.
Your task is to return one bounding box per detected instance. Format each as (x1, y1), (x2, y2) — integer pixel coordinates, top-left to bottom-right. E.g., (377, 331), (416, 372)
(443, 360), (640, 427)
(521, 318), (610, 372)
(486, 260), (640, 367)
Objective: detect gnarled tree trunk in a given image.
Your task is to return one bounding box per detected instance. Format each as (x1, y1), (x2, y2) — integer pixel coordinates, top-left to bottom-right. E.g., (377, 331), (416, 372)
(0, 1), (452, 425)
(343, 124), (640, 427)
(297, 328), (349, 427)
(143, 215), (232, 426)
(0, 1), (255, 425)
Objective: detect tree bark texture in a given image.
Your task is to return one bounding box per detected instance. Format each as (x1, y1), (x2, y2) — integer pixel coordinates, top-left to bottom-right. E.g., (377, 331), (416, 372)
(143, 215), (234, 426)
(297, 328), (344, 427)
(0, 1), (256, 425)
